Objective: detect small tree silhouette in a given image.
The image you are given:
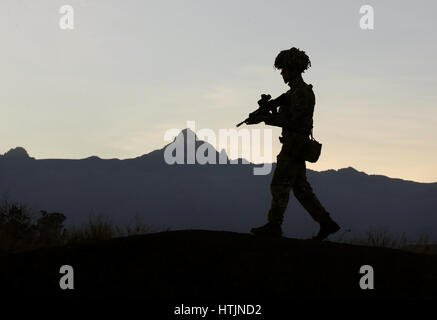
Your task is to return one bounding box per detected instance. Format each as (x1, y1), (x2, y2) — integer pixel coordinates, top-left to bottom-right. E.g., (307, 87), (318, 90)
(0, 203), (35, 252)
(37, 210), (67, 246)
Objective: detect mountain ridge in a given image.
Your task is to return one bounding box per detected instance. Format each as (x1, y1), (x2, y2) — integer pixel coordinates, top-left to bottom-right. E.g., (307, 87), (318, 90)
(1, 129), (436, 241)
(1, 128), (433, 184)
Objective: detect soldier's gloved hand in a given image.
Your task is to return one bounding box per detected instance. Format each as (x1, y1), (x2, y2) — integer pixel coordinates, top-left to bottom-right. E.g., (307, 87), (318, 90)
(257, 94), (272, 108)
(245, 115), (264, 125)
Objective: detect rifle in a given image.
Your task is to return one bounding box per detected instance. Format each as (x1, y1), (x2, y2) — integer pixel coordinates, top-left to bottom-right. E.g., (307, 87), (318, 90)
(236, 94), (281, 127)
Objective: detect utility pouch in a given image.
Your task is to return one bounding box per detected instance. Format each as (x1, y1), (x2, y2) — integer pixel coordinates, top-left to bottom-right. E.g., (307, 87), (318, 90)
(303, 130), (322, 163)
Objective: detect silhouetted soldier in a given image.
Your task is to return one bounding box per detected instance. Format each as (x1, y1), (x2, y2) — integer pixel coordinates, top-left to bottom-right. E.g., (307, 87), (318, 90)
(248, 47), (340, 240)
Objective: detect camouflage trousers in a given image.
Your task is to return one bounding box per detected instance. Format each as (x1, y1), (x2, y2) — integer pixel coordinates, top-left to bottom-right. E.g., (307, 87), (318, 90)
(268, 139), (332, 226)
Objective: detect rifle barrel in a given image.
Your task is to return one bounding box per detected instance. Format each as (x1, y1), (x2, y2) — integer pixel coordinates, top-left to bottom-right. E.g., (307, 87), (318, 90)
(236, 120), (246, 127)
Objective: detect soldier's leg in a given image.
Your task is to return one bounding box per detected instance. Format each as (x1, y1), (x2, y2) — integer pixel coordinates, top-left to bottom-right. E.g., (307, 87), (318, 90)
(267, 154), (300, 225)
(251, 152), (297, 236)
(292, 162), (332, 223)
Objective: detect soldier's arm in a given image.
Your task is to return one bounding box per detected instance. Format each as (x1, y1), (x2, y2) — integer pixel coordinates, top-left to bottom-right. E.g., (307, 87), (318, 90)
(260, 93), (288, 127)
(271, 92), (288, 107)
(278, 87), (314, 129)
(262, 114), (286, 127)
(287, 88), (313, 125)
(262, 88), (313, 128)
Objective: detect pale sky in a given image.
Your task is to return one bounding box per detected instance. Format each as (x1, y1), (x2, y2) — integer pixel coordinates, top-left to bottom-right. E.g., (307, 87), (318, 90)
(0, 0), (436, 182)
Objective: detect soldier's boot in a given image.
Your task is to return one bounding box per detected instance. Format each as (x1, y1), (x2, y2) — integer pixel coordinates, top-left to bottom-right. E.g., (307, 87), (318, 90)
(292, 182), (340, 241)
(250, 222), (282, 237)
(312, 218), (340, 241)
(251, 206), (285, 237)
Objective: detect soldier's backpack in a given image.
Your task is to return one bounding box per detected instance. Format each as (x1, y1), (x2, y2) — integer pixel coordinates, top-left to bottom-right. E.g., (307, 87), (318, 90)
(304, 130), (322, 163)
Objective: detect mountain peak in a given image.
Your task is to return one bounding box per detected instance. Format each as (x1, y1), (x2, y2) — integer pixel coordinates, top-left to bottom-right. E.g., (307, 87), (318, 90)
(336, 167), (368, 177)
(178, 128), (198, 141)
(339, 166), (358, 173)
(2, 147), (33, 160)
(159, 128), (232, 164)
(164, 128), (199, 146)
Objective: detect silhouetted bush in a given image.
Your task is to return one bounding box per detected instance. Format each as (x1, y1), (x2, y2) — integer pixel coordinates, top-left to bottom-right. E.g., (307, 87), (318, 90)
(65, 214), (157, 244)
(335, 227), (436, 255)
(65, 215), (121, 244)
(0, 203), (35, 253)
(0, 199), (67, 254)
(37, 210), (67, 246)
(0, 197), (156, 254)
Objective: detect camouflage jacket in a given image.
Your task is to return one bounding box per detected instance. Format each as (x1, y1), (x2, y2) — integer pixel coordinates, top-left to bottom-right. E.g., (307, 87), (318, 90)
(264, 82), (315, 138)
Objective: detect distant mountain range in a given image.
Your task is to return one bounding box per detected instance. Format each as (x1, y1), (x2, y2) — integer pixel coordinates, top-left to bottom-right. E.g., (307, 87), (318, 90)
(1, 129), (436, 241)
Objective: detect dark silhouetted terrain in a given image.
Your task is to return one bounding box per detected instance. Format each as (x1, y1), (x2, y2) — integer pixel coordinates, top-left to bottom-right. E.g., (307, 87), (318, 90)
(1, 230), (436, 301)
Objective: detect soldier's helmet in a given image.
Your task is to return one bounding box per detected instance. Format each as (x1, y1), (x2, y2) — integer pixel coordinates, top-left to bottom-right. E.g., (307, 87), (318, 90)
(274, 47), (311, 73)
